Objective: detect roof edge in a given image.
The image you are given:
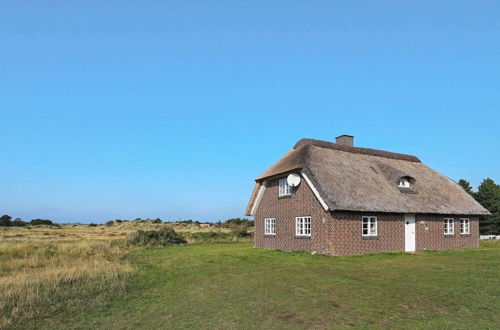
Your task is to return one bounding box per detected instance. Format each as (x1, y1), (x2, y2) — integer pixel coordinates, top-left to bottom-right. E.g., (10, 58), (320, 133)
(294, 138), (421, 163)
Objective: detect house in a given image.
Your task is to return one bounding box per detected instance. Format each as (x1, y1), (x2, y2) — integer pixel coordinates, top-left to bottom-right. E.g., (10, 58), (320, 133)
(245, 135), (490, 255)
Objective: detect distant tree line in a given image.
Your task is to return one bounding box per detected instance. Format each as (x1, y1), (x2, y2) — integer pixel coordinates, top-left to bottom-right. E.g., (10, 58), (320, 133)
(458, 178), (500, 235)
(0, 215), (56, 227)
(105, 217), (254, 227)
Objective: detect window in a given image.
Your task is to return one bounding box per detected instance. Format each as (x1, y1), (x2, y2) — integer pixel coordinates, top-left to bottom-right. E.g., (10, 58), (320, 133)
(362, 216), (377, 236)
(398, 178), (410, 188)
(279, 178), (292, 196)
(460, 218), (470, 235)
(444, 218), (454, 235)
(295, 216), (311, 237)
(264, 218), (276, 235)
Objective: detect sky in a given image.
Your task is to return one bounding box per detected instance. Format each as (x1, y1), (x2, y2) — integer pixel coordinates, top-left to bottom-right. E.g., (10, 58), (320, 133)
(1, 1), (499, 223)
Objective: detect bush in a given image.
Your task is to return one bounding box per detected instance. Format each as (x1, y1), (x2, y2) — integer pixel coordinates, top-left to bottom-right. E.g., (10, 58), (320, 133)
(0, 215), (12, 226)
(152, 218), (162, 224)
(105, 221), (114, 227)
(214, 218), (254, 229)
(88, 223), (98, 227)
(232, 225), (251, 237)
(127, 227), (186, 247)
(12, 218), (28, 227)
(30, 219), (55, 226)
(226, 218), (254, 227)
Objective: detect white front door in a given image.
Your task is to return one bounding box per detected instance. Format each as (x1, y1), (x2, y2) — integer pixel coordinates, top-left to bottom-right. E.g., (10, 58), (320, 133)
(404, 214), (416, 252)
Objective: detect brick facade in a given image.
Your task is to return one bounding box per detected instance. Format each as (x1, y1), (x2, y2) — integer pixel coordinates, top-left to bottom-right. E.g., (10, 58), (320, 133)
(254, 176), (332, 254)
(415, 214), (479, 251)
(254, 175), (479, 256)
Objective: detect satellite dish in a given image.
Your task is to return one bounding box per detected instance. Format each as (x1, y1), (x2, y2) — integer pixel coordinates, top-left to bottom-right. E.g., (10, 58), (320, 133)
(287, 173), (301, 187)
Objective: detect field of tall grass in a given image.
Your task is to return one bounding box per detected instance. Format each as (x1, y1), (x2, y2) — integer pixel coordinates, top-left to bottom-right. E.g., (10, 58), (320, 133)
(0, 238), (131, 329)
(0, 221), (252, 329)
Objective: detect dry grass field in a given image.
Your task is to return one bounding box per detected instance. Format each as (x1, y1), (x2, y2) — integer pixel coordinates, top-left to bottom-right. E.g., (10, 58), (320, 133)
(1, 222), (498, 329)
(0, 221), (249, 329)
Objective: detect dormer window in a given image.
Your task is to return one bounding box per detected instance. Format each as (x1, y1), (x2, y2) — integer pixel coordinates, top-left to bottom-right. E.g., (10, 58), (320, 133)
(397, 176), (417, 193)
(398, 178), (410, 188)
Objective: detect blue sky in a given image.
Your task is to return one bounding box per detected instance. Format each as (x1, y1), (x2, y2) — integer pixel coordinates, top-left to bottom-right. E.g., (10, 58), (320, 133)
(1, 1), (499, 223)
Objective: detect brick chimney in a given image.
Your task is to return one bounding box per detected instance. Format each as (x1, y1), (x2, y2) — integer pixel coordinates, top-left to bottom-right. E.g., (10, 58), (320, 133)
(335, 135), (354, 147)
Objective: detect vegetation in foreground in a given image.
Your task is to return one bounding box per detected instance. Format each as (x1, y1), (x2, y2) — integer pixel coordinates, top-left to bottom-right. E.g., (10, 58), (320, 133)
(0, 221), (252, 329)
(1, 222), (499, 329)
(0, 240), (131, 329)
(10, 241), (500, 329)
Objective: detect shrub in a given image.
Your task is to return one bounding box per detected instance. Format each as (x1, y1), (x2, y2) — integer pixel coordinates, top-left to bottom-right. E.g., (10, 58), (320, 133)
(105, 221), (114, 227)
(88, 223), (98, 227)
(0, 215), (12, 226)
(232, 225), (251, 237)
(152, 218), (162, 224)
(30, 219), (55, 226)
(225, 218), (254, 227)
(12, 218), (28, 227)
(127, 227), (186, 247)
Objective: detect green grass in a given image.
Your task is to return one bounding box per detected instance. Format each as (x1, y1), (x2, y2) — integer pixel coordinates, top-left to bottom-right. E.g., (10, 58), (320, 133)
(23, 241), (500, 329)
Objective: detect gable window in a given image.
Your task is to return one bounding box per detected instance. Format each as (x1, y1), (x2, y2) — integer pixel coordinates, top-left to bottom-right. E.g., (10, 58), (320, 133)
(460, 218), (470, 235)
(362, 216), (377, 236)
(295, 216), (311, 237)
(398, 178), (410, 188)
(444, 218), (454, 235)
(279, 178), (292, 197)
(264, 218), (276, 235)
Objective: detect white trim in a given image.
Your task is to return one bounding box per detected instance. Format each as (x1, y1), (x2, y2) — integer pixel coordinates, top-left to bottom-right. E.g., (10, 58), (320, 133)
(249, 181), (267, 216)
(295, 216), (312, 237)
(301, 172), (329, 211)
(362, 216), (378, 236)
(264, 218), (276, 235)
(398, 178), (410, 188)
(444, 218), (454, 235)
(460, 218), (470, 235)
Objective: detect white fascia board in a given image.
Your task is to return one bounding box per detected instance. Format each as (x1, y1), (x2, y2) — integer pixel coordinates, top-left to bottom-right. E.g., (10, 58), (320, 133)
(250, 180), (267, 216)
(301, 172), (329, 211)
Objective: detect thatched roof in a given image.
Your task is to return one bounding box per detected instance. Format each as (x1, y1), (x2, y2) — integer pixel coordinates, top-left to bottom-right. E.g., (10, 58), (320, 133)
(246, 138), (489, 216)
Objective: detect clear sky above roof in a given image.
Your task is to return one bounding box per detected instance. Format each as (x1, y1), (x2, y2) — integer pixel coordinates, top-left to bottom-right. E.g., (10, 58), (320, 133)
(1, 1), (499, 222)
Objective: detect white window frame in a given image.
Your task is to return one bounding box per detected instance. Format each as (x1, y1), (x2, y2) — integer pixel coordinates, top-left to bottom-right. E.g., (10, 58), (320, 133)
(295, 216), (311, 237)
(460, 218), (470, 235)
(444, 218), (454, 235)
(398, 178), (410, 188)
(264, 218), (276, 235)
(362, 216), (378, 236)
(278, 178), (292, 197)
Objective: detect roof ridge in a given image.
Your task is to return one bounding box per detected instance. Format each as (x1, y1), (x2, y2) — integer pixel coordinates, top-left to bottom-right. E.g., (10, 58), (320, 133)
(294, 138), (421, 163)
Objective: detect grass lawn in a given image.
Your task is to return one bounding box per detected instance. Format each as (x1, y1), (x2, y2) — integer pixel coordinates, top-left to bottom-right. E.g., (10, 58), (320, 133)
(33, 241), (500, 329)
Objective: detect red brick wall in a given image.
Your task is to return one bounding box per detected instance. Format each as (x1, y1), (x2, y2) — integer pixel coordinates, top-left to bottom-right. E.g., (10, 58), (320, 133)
(415, 215), (479, 251)
(330, 212), (405, 255)
(254, 176), (480, 255)
(254, 175), (332, 254)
